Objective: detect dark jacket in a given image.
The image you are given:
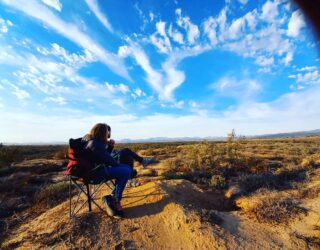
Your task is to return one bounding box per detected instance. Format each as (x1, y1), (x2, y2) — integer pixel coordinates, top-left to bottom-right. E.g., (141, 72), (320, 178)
(81, 134), (118, 167)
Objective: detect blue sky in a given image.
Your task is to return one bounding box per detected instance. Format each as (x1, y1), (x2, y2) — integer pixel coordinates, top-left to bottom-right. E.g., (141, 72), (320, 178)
(0, 0), (319, 143)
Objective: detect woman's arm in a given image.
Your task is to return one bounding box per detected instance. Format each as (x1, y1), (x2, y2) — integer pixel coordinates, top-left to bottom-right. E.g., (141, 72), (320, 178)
(86, 139), (118, 167)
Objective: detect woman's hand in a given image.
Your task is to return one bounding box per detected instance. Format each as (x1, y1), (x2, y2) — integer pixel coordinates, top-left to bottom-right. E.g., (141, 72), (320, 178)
(108, 139), (115, 147)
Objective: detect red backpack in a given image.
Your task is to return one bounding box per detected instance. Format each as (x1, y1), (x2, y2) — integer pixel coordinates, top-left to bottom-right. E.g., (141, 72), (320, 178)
(65, 138), (94, 177)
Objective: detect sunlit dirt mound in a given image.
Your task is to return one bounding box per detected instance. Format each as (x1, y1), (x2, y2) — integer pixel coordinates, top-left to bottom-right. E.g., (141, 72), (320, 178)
(2, 178), (320, 250)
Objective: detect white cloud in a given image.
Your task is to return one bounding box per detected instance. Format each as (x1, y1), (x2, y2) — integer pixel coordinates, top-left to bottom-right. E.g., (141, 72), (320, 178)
(283, 52), (293, 66)
(261, 0), (279, 23)
(189, 101), (198, 108)
(168, 25), (184, 44)
(203, 17), (218, 46)
(176, 9), (200, 44)
(50, 43), (95, 66)
(287, 10), (305, 37)
(111, 99), (126, 109)
(85, 0), (113, 32)
(118, 83), (130, 94)
(212, 76), (262, 100)
(44, 96), (66, 105)
(156, 21), (166, 37)
(149, 12), (155, 22)
(162, 57), (185, 101)
(238, 0), (248, 5)
(0, 17), (13, 33)
(131, 88), (146, 99)
(118, 39), (210, 102)
(117, 43), (163, 94)
(296, 70), (320, 84)
(244, 10), (257, 31)
(255, 55), (274, 66)
(41, 0), (62, 12)
(172, 100), (184, 109)
(12, 86), (31, 100)
(150, 21), (172, 54)
(300, 66), (317, 72)
(1, 79), (31, 100)
(1, 0), (129, 80)
(228, 17), (245, 40)
(105, 82), (130, 94)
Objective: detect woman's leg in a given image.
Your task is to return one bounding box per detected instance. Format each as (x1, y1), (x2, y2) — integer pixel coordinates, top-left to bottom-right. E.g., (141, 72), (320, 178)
(118, 148), (143, 168)
(106, 164), (132, 202)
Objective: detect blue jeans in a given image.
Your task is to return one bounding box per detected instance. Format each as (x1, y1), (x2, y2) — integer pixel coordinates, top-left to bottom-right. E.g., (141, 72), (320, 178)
(90, 164), (132, 202)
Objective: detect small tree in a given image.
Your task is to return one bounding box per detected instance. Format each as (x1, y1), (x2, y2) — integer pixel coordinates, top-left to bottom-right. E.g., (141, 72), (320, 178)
(225, 129), (243, 168)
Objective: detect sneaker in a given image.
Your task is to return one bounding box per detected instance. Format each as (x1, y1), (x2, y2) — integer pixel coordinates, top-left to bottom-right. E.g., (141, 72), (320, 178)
(102, 195), (116, 217)
(114, 201), (124, 218)
(131, 169), (138, 179)
(142, 157), (158, 167)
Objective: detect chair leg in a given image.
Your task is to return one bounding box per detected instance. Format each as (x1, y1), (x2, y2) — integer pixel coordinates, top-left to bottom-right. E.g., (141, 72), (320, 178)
(69, 175), (72, 218)
(86, 184), (92, 212)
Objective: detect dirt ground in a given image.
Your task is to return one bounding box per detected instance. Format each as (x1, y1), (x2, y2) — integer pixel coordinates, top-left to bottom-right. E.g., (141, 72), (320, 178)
(1, 168), (320, 250)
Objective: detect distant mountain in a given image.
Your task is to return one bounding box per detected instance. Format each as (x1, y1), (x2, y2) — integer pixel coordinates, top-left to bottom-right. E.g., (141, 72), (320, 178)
(252, 129), (320, 139)
(118, 129), (320, 143)
(3, 129), (320, 145)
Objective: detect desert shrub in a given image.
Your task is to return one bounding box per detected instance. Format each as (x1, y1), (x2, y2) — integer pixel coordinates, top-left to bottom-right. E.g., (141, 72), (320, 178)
(239, 173), (279, 193)
(165, 157), (185, 172)
(224, 129), (243, 167)
(298, 186), (320, 199)
(250, 197), (308, 224)
(34, 181), (69, 207)
(164, 172), (184, 180)
(0, 146), (23, 168)
(185, 141), (219, 171)
(209, 175), (227, 189)
(275, 165), (307, 183)
(301, 153), (320, 168)
(53, 147), (68, 160)
(164, 171), (211, 184)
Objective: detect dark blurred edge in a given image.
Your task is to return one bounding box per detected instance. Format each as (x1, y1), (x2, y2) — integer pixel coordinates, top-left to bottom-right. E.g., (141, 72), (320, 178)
(293, 0), (320, 41)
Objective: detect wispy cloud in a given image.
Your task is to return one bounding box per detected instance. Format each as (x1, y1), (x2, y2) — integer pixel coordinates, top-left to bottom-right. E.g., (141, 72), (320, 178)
(0, 16), (13, 34)
(202, 2), (296, 70)
(211, 76), (262, 101)
(41, 0), (62, 12)
(1, 0), (129, 80)
(85, 0), (113, 32)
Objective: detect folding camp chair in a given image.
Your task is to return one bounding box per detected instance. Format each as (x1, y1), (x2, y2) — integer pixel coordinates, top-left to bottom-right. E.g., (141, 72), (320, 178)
(66, 147), (123, 218)
(68, 171), (115, 218)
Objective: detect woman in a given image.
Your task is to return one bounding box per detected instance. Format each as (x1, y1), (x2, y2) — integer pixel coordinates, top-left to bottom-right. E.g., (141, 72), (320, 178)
(82, 123), (157, 217)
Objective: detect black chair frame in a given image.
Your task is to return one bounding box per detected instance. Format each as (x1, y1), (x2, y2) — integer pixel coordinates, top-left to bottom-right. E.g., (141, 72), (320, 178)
(68, 173), (116, 218)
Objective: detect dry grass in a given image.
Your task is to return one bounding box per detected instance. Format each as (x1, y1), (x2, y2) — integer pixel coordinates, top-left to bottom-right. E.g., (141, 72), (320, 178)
(236, 191), (308, 224)
(251, 196), (308, 224)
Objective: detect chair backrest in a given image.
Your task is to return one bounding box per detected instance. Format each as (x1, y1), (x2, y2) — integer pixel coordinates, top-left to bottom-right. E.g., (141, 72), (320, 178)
(66, 138), (94, 178)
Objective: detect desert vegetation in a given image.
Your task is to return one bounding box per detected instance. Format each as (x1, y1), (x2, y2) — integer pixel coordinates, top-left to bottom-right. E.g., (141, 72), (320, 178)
(0, 135), (320, 249)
